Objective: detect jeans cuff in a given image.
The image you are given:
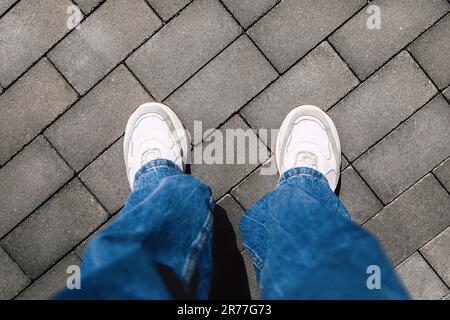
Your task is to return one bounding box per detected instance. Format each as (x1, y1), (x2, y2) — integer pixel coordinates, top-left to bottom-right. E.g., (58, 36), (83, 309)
(278, 166), (329, 186)
(134, 159), (183, 186)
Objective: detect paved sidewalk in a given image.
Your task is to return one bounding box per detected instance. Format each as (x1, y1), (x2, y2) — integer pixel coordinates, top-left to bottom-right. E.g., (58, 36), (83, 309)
(1, 0), (449, 300)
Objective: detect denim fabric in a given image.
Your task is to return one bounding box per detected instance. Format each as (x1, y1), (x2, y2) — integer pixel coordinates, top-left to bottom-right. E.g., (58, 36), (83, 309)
(56, 161), (408, 300)
(57, 159), (214, 299)
(240, 166), (408, 299)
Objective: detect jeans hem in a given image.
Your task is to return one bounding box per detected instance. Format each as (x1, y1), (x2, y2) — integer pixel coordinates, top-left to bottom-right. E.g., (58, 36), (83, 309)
(278, 166), (329, 187)
(134, 159), (182, 186)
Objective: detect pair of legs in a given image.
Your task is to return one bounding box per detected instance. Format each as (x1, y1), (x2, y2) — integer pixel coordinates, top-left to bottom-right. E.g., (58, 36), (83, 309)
(56, 103), (408, 299)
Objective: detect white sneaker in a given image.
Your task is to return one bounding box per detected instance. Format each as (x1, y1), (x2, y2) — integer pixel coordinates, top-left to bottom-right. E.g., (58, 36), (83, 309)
(123, 102), (191, 189)
(275, 105), (341, 191)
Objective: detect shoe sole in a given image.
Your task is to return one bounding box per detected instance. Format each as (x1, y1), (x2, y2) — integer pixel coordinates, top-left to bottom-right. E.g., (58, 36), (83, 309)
(123, 102), (191, 186)
(275, 105), (341, 190)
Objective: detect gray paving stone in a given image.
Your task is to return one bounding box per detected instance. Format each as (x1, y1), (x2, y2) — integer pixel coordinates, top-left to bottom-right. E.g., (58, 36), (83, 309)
(166, 35), (277, 144)
(396, 252), (449, 300)
(0, 136), (73, 238)
(341, 155), (349, 170)
(217, 194), (245, 251)
(443, 294), (450, 300)
(329, 51), (437, 162)
(74, 0), (104, 14)
(80, 137), (130, 214)
(364, 174), (450, 267)
(433, 157), (450, 192)
(339, 167), (383, 225)
(17, 253), (81, 300)
(248, 0), (365, 72)
(329, 0), (450, 80)
(221, 0), (278, 29)
(0, 0), (448, 301)
(231, 158), (278, 210)
(44, 65), (152, 172)
(444, 86), (450, 102)
(0, 0), (75, 87)
(0, 0), (16, 16)
(420, 227), (450, 287)
(354, 95), (450, 204)
(1, 179), (109, 279)
(146, 0), (190, 21)
(127, 0), (241, 100)
(48, 0), (161, 94)
(242, 249), (260, 300)
(241, 41), (358, 148)
(409, 14), (450, 90)
(191, 115), (269, 200)
(75, 218), (113, 259)
(75, 237), (89, 260)
(0, 58), (77, 165)
(0, 246), (30, 300)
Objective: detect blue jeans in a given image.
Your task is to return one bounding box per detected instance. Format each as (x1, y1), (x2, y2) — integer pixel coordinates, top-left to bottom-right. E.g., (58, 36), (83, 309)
(56, 159), (408, 299)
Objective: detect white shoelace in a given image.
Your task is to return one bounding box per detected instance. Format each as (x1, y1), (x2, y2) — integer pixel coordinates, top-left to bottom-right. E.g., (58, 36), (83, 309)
(295, 151), (318, 169)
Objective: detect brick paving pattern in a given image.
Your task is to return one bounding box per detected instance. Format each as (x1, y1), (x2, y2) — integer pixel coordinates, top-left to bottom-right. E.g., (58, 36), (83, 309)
(0, 0), (449, 300)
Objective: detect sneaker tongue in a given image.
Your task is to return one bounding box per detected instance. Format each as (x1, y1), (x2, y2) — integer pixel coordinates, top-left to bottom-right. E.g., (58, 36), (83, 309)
(142, 149), (161, 165)
(295, 151), (318, 169)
